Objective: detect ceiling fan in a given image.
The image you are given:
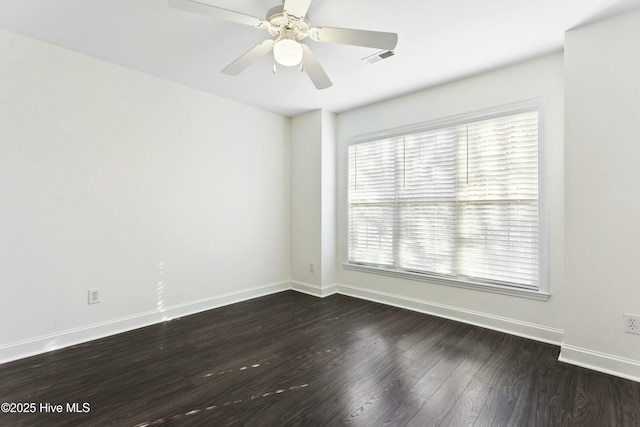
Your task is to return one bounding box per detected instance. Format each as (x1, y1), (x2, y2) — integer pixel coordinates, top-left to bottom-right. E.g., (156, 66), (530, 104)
(168, 0), (398, 89)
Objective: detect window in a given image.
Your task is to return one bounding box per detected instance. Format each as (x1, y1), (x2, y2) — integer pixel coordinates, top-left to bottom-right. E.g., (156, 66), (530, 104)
(347, 101), (545, 296)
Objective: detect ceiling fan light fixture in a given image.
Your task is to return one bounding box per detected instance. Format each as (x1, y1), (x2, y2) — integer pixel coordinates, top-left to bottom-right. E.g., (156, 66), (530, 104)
(170, 0), (398, 89)
(273, 38), (303, 66)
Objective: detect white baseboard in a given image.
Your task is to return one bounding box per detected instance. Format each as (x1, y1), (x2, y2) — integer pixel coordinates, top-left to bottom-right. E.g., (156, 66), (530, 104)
(0, 281), (290, 364)
(559, 345), (640, 383)
(336, 283), (564, 345)
(290, 281), (338, 298)
(334, 284), (640, 382)
(5, 280), (638, 384)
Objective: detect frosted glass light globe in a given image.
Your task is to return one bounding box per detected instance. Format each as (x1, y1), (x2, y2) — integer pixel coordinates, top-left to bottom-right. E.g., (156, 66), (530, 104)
(273, 39), (303, 66)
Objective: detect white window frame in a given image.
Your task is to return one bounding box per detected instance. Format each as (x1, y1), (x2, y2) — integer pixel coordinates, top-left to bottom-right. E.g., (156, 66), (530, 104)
(343, 98), (549, 301)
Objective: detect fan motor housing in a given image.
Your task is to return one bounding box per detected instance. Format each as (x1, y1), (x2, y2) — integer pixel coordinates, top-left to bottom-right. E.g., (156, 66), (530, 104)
(266, 5), (310, 41)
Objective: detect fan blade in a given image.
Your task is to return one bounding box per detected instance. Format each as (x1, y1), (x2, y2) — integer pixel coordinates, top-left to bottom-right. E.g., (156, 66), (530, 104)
(168, 0), (268, 28)
(301, 45), (332, 90)
(310, 27), (398, 50)
(283, 0), (313, 19)
(222, 40), (274, 75)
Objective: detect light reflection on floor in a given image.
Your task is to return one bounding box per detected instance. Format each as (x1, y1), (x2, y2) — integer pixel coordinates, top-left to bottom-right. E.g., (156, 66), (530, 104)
(202, 362), (262, 378)
(131, 383), (310, 427)
(156, 261), (168, 321)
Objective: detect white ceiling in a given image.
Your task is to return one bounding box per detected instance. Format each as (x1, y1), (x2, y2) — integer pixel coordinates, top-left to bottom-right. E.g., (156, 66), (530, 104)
(1, 0), (639, 116)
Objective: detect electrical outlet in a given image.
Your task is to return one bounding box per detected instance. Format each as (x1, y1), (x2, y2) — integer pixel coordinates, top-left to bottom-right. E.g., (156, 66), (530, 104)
(88, 288), (100, 305)
(623, 314), (640, 335)
(309, 262), (315, 273)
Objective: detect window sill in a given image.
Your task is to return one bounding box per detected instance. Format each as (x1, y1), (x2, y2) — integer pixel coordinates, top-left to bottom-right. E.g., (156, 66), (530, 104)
(342, 263), (550, 301)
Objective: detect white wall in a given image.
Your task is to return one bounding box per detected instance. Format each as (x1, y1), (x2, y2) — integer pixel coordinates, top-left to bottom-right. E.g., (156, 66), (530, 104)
(290, 111), (322, 286)
(290, 110), (337, 293)
(562, 9), (640, 380)
(320, 110), (337, 287)
(0, 29), (290, 362)
(336, 53), (565, 344)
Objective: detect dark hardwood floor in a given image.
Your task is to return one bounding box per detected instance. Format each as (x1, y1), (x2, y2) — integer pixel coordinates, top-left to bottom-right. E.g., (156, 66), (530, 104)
(1, 291), (638, 426)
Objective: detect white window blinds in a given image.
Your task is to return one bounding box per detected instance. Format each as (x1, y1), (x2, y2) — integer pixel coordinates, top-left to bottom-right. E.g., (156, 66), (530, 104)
(348, 109), (540, 290)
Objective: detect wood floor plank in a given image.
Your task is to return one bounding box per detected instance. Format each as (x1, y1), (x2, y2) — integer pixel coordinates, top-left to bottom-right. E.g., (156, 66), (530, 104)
(472, 337), (542, 427)
(406, 328), (496, 426)
(567, 367), (640, 426)
(409, 326), (490, 399)
(0, 291), (638, 426)
(341, 373), (421, 426)
(436, 378), (494, 427)
(374, 392), (427, 427)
